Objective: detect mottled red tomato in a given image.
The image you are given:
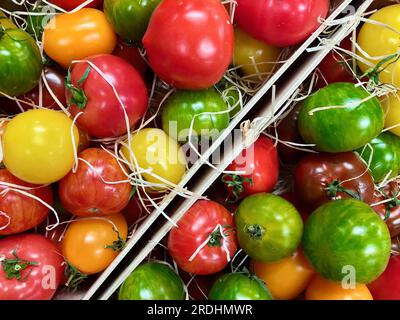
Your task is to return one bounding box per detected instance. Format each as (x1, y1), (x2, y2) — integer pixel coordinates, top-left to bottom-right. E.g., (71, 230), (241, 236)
(0, 169), (53, 236)
(168, 200), (237, 275)
(59, 148), (132, 217)
(113, 39), (147, 76)
(48, 0), (103, 11)
(369, 255), (400, 300)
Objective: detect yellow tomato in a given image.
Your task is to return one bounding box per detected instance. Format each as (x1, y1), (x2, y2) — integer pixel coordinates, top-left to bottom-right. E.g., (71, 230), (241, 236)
(0, 12), (17, 29)
(43, 8), (117, 68)
(357, 5), (400, 87)
(381, 94), (400, 136)
(62, 213), (128, 275)
(2, 109), (79, 184)
(306, 275), (373, 300)
(233, 27), (281, 80)
(251, 249), (315, 300)
(121, 128), (187, 190)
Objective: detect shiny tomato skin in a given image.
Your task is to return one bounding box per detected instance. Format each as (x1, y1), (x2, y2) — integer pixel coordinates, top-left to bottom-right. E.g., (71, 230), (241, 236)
(0, 234), (64, 300)
(368, 255), (400, 300)
(0, 169), (53, 235)
(235, 0), (329, 47)
(68, 54), (148, 138)
(143, 0), (234, 90)
(112, 39), (147, 75)
(168, 200), (237, 275)
(294, 152), (375, 211)
(59, 148), (132, 217)
(48, 0), (103, 11)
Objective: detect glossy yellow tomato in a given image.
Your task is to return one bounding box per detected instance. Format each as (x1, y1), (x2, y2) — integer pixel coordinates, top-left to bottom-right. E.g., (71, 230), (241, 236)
(0, 11), (17, 29)
(61, 212), (128, 275)
(306, 275), (373, 300)
(250, 249), (315, 300)
(233, 27), (281, 80)
(381, 94), (400, 137)
(2, 109), (79, 185)
(43, 8), (117, 68)
(121, 128), (187, 190)
(357, 5), (400, 87)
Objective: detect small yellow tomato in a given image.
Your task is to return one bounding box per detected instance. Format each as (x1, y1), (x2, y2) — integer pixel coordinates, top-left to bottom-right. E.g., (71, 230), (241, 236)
(121, 128), (187, 190)
(2, 109), (79, 184)
(233, 27), (281, 80)
(381, 94), (400, 137)
(43, 8), (117, 68)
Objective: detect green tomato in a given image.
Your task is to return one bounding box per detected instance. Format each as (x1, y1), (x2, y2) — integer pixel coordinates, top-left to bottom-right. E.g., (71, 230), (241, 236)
(209, 273), (273, 300)
(0, 28), (42, 96)
(161, 88), (230, 142)
(104, 0), (161, 42)
(303, 199), (391, 284)
(357, 132), (400, 183)
(235, 193), (303, 262)
(298, 82), (384, 153)
(118, 262), (185, 300)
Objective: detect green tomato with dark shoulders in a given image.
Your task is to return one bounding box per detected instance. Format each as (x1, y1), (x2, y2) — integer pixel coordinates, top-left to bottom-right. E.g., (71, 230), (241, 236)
(298, 82), (384, 153)
(118, 262), (185, 300)
(303, 198), (391, 284)
(209, 273), (273, 300)
(162, 88), (230, 142)
(235, 193), (303, 262)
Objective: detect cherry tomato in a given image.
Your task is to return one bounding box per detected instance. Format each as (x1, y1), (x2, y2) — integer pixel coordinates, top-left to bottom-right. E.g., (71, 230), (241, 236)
(0, 234), (64, 300)
(48, 0), (103, 11)
(61, 212), (128, 275)
(43, 8), (117, 68)
(112, 39), (147, 75)
(3, 109), (80, 185)
(369, 255), (400, 300)
(168, 200), (237, 275)
(143, 0), (234, 90)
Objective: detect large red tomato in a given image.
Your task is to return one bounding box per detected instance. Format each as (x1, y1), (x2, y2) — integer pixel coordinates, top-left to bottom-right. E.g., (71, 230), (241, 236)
(0, 169), (53, 236)
(143, 0), (234, 90)
(223, 136), (279, 202)
(235, 0), (329, 47)
(368, 255), (400, 300)
(0, 234), (64, 300)
(168, 200), (237, 275)
(48, 0), (103, 11)
(67, 54), (148, 138)
(59, 148), (132, 217)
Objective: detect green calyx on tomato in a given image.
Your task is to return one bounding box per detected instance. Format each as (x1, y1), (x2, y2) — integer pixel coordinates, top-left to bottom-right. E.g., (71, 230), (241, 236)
(1, 249), (38, 281)
(104, 230), (127, 252)
(65, 66), (91, 109)
(361, 53), (400, 87)
(221, 174), (254, 203)
(64, 260), (89, 290)
(324, 179), (361, 200)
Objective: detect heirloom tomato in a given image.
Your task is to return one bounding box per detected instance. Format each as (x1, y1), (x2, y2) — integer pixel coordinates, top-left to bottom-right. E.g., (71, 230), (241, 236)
(48, 0), (103, 11)
(368, 255), (400, 300)
(381, 94), (400, 137)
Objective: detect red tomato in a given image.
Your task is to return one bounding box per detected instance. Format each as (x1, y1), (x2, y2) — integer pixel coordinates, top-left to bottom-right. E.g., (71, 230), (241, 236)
(68, 54), (148, 138)
(143, 0), (234, 90)
(0, 169), (53, 236)
(0, 234), (64, 300)
(223, 136), (279, 202)
(168, 200), (237, 275)
(59, 148), (132, 217)
(235, 0), (329, 47)
(48, 0), (103, 11)
(113, 39), (147, 76)
(368, 255), (400, 300)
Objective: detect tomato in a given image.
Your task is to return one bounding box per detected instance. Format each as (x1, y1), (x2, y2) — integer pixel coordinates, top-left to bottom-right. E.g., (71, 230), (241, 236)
(280, 192), (309, 221)
(67, 54), (148, 138)
(143, 0), (234, 90)
(43, 8), (117, 68)
(104, 0), (161, 42)
(223, 136), (279, 202)
(250, 249), (314, 300)
(180, 270), (222, 300)
(381, 94), (400, 137)
(118, 262), (185, 300)
(306, 275), (373, 300)
(357, 5), (400, 88)
(235, 193), (303, 262)
(235, 0), (329, 47)
(113, 38), (147, 75)
(61, 212), (128, 275)
(0, 12), (16, 30)
(0, 28), (42, 96)
(3, 109), (80, 185)
(168, 200), (237, 275)
(59, 148), (132, 217)
(0, 169), (53, 235)
(303, 199), (391, 284)
(357, 132), (400, 182)
(368, 255), (400, 300)
(161, 88), (229, 142)
(294, 152), (375, 211)
(209, 273), (273, 300)
(48, 0), (103, 11)
(233, 27), (281, 80)
(121, 194), (147, 226)
(298, 82), (384, 152)
(121, 128), (187, 190)
(0, 234), (64, 300)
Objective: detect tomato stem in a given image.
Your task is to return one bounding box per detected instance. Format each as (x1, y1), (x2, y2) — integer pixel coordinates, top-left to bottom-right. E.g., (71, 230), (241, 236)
(381, 186), (400, 221)
(362, 53), (400, 87)
(65, 66), (91, 109)
(221, 174), (253, 203)
(1, 249), (38, 281)
(246, 224), (265, 240)
(64, 260), (88, 291)
(105, 230), (126, 252)
(325, 179), (361, 201)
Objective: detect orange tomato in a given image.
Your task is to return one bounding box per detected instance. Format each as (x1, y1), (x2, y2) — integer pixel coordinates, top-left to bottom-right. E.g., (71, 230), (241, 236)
(43, 8), (116, 68)
(61, 212), (128, 275)
(305, 275), (373, 300)
(250, 249), (314, 300)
